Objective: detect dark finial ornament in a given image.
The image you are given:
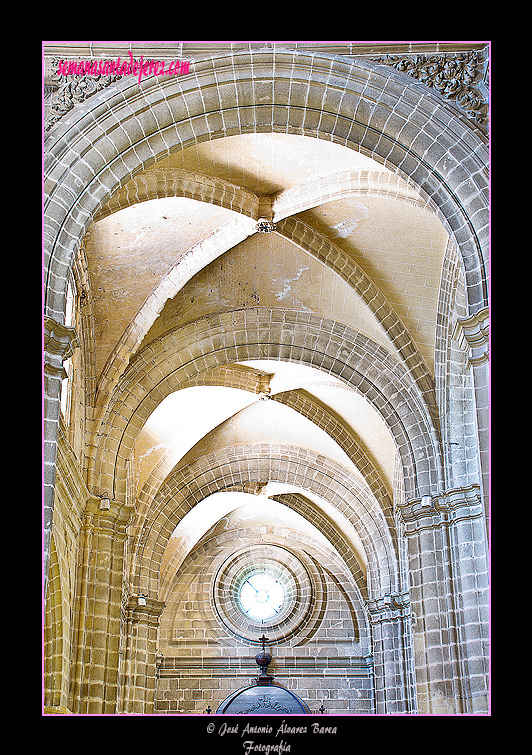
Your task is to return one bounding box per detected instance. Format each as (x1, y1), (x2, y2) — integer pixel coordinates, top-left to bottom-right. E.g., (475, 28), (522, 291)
(215, 634), (311, 714)
(255, 634), (274, 686)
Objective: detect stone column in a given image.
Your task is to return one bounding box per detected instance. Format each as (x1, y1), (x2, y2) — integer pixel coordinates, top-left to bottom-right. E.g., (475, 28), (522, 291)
(398, 485), (489, 714)
(366, 592), (417, 714)
(69, 496), (134, 714)
(118, 595), (166, 714)
(453, 308), (489, 531)
(43, 316), (79, 595)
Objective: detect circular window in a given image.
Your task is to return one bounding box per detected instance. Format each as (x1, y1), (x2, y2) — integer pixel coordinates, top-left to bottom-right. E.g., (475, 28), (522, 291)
(212, 544), (320, 644)
(239, 573), (285, 620)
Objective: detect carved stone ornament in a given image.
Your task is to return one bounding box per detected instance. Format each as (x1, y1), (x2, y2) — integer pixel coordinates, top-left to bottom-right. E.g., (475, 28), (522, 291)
(256, 220), (276, 233)
(45, 59), (122, 131)
(452, 307), (489, 367)
(373, 51), (489, 131)
(216, 684), (311, 715)
(239, 694), (292, 715)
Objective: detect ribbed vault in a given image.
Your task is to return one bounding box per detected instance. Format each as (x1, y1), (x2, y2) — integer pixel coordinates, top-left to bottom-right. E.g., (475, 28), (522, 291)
(43, 42), (489, 716)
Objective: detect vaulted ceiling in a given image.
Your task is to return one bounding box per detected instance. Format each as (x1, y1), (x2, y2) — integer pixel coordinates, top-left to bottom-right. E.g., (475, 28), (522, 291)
(81, 131), (450, 568)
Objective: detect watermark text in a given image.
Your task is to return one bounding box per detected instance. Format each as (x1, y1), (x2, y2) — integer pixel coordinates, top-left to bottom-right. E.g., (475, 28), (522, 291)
(55, 52), (190, 85)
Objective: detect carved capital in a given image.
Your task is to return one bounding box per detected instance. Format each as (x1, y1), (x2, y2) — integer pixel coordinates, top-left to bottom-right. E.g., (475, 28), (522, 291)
(398, 484), (483, 529)
(84, 495), (135, 532)
(125, 595), (166, 624)
(43, 315), (79, 378)
(452, 307), (489, 367)
(432, 484), (483, 518)
(366, 592), (411, 623)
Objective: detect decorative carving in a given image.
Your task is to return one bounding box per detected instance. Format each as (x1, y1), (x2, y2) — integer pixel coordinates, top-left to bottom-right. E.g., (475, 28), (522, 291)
(256, 220), (276, 233)
(366, 591), (411, 623)
(238, 695), (292, 715)
(45, 59), (122, 131)
(397, 484), (483, 527)
(374, 51), (488, 130)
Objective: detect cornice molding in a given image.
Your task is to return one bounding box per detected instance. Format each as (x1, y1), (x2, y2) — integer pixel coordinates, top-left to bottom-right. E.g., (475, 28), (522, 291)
(156, 654), (373, 674)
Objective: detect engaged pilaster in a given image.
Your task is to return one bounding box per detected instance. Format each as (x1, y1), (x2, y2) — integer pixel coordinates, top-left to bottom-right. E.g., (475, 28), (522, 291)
(453, 307), (489, 527)
(366, 592), (417, 714)
(69, 496), (134, 714)
(118, 594), (166, 715)
(397, 485), (489, 714)
(43, 316), (79, 593)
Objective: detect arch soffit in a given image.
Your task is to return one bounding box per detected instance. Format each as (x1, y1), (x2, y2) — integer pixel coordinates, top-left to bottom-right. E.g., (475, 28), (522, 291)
(89, 308), (442, 502)
(132, 442), (398, 599)
(43, 51), (489, 322)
